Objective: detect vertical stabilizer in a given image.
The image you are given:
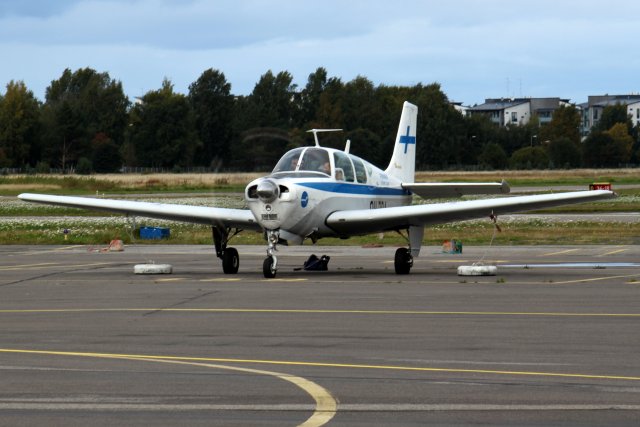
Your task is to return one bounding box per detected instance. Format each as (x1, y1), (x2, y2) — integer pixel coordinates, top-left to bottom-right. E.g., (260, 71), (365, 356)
(385, 101), (418, 183)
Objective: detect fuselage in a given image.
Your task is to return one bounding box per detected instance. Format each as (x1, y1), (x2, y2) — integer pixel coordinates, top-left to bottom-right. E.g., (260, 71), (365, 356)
(245, 146), (411, 243)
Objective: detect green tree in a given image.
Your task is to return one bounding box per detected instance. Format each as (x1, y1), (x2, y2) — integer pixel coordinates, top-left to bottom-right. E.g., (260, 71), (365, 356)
(128, 79), (201, 168)
(478, 142), (508, 169)
(341, 76), (380, 132)
(509, 146), (549, 169)
(244, 70), (297, 128)
(314, 77), (345, 133)
(410, 83), (467, 168)
(547, 137), (581, 168)
(232, 71), (297, 170)
(75, 157), (93, 174)
(0, 149), (9, 168)
(582, 129), (631, 167)
(0, 80), (41, 167)
(41, 68), (129, 171)
(40, 100), (83, 172)
(188, 69), (234, 168)
(588, 104), (634, 166)
(91, 133), (121, 172)
(540, 105), (581, 145)
(593, 104), (633, 133)
(463, 114), (500, 167)
(296, 67), (328, 127)
(604, 122), (633, 165)
(498, 120), (539, 157)
(345, 128), (382, 166)
(632, 123), (640, 164)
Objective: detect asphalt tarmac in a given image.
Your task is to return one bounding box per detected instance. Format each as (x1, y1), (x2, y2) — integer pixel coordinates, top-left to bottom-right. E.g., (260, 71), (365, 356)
(1, 244), (639, 426)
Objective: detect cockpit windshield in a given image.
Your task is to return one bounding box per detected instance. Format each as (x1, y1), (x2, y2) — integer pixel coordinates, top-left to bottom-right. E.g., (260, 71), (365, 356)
(272, 147), (331, 176)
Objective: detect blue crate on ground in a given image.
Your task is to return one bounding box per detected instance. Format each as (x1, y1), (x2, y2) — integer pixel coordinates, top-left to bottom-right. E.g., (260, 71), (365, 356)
(139, 226), (170, 240)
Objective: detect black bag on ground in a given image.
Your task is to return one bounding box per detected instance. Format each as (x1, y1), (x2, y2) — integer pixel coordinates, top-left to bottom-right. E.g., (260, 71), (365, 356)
(303, 254), (330, 271)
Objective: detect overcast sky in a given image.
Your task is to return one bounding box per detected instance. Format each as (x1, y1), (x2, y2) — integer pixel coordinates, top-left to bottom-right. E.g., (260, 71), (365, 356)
(1, 0), (638, 105)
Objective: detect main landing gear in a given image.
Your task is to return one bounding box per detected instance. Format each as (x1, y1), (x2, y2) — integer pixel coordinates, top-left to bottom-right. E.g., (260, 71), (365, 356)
(263, 230), (279, 278)
(394, 247), (413, 274)
(393, 225), (424, 275)
(212, 226), (240, 274)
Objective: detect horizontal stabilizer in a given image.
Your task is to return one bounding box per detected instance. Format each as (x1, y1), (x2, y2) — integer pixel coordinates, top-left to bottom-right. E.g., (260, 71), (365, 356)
(403, 180), (510, 198)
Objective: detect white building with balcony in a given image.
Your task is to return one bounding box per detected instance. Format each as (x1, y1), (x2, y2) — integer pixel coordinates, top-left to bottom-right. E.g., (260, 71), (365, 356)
(579, 95), (640, 136)
(468, 98), (571, 127)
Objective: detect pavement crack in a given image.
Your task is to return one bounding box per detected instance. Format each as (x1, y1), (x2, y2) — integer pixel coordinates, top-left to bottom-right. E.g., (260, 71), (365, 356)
(142, 291), (219, 317)
(0, 271), (64, 287)
(0, 263), (130, 288)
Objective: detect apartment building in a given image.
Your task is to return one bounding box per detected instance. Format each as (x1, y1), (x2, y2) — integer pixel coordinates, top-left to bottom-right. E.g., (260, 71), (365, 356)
(467, 97), (571, 127)
(579, 94), (640, 136)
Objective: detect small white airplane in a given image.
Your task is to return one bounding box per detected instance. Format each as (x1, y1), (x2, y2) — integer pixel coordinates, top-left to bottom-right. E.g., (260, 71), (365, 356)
(19, 102), (615, 278)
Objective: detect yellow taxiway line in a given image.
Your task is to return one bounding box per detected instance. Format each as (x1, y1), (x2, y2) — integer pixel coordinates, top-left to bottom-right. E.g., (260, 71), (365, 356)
(0, 262), (113, 271)
(7, 245), (84, 256)
(539, 249), (581, 257)
(1, 348), (639, 383)
(553, 273), (640, 285)
(0, 348), (336, 427)
(1, 308), (640, 317)
(0, 262), (57, 271)
(598, 248), (628, 256)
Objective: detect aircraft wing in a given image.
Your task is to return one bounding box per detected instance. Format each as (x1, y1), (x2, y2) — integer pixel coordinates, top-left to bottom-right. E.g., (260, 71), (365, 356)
(18, 193), (261, 230)
(325, 190), (615, 235)
(403, 180), (510, 198)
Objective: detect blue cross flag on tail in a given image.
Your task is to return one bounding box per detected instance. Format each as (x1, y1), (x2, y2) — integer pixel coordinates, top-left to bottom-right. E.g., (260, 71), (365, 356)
(385, 101), (418, 184)
(400, 126), (416, 154)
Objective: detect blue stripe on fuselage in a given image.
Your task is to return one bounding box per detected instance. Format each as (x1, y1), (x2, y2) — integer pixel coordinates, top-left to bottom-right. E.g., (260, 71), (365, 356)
(297, 182), (409, 196)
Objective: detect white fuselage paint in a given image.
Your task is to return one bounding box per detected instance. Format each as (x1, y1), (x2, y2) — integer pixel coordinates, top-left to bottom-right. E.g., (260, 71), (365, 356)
(245, 147), (411, 243)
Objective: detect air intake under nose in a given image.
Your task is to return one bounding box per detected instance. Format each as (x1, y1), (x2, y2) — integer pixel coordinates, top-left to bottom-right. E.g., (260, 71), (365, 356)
(256, 179), (279, 203)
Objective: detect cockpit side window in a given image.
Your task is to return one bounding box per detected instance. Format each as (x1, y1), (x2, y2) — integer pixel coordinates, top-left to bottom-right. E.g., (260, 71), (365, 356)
(272, 148), (305, 173)
(333, 151), (355, 182)
(298, 148), (331, 176)
(352, 156), (367, 184)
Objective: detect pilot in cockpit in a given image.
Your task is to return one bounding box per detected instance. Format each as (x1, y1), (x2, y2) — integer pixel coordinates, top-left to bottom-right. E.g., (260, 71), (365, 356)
(290, 156), (300, 170)
(319, 162), (331, 175)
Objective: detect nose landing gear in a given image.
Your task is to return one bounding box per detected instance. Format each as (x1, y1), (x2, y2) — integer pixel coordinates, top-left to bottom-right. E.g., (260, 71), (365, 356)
(263, 230), (279, 278)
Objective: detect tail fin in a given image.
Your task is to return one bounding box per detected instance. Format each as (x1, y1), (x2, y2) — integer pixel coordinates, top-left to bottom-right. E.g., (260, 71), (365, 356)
(385, 101), (418, 183)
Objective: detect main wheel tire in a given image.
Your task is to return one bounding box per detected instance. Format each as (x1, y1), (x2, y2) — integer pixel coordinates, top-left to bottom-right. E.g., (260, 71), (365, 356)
(394, 247), (413, 275)
(222, 247), (239, 274)
(262, 256), (277, 278)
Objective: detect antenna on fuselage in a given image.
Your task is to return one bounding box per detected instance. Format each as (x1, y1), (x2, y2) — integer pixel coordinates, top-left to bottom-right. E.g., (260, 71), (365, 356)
(344, 139), (351, 154)
(306, 129), (342, 147)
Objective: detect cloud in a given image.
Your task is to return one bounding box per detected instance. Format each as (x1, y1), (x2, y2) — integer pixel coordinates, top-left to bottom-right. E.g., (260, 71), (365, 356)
(0, 0), (81, 18)
(1, 0), (639, 105)
(0, 0), (383, 49)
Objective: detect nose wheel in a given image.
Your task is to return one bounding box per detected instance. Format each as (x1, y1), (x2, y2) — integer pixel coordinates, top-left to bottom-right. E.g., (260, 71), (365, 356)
(263, 256), (277, 278)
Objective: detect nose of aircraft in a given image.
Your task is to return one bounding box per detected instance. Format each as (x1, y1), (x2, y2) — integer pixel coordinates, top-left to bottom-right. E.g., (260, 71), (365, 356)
(256, 179), (279, 203)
